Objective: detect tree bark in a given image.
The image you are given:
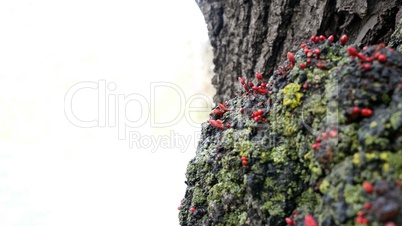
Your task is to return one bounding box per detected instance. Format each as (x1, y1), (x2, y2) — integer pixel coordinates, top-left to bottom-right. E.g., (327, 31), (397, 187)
(196, 0), (402, 103)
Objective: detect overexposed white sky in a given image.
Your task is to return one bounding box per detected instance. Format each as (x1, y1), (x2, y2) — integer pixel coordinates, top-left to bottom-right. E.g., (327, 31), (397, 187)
(0, 1), (214, 225)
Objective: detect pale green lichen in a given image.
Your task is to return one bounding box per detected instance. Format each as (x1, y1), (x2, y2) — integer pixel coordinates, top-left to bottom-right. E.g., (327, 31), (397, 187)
(344, 184), (363, 205)
(319, 179), (330, 194)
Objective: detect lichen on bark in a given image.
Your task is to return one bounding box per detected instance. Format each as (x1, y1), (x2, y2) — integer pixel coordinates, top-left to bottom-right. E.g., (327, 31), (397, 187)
(179, 23), (402, 226)
(389, 19), (402, 52)
(196, 0), (402, 104)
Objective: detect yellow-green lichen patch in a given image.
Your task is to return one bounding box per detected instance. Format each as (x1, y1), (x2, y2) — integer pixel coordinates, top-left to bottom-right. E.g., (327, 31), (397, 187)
(283, 83), (303, 108)
(222, 127), (252, 151)
(343, 184), (363, 205)
(319, 179), (330, 194)
(385, 152), (402, 180)
(268, 145), (288, 164)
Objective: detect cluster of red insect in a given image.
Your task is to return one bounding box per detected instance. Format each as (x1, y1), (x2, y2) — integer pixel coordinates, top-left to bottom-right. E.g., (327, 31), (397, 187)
(274, 62), (295, 77)
(346, 106), (374, 123)
(353, 106), (373, 117)
(237, 72), (271, 123)
(276, 34), (348, 87)
(285, 214), (318, 226)
(209, 72), (271, 130)
(238, 72), (268, 95)
(288, 35), (338, 69)
(356, 210), (369, 224)
(355, 182), (374, 224)
(283, 180), (399, 226)
(347, 44), (388, 71)
(311, 129), (338, 150)
(309, 34), (338, 44)
(296, 34), (346, 73)
(211, 103), (228, 116)
(208, 119), (229, 130)
(209, 102), (231, 130)
(250, 109), (266, 122)
(357, 182), (397, 225)
(241, 156), (248, 166)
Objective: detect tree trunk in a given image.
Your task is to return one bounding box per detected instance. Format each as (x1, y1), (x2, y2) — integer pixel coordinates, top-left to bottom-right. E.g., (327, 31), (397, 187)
(197, 0), (402, 103)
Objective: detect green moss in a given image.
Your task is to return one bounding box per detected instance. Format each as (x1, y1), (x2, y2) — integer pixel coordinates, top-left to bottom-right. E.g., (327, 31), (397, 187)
(268, 204), (285, 216)
(268, 145), (288, 164)
(343, 184), (363, 205)
(208, 183), (223, 201)
(261, 201), (285, 216)
(295, 188), (319, 213)
(238, 212), (247, 225)
(192, 186), (207, 205)
(223, 127), (252, 152)
(387, 152), (402, 179)
(264, 177), (275, 188)
(390, 111), (402, 130)
(261, 201), (273, 212)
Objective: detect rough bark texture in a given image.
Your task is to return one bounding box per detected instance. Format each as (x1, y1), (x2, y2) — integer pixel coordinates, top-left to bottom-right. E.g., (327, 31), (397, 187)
(196, 0), (402, 103)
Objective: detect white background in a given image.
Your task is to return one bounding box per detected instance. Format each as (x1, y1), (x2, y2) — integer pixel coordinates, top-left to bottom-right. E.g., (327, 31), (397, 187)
(0, 0), (214, 225)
